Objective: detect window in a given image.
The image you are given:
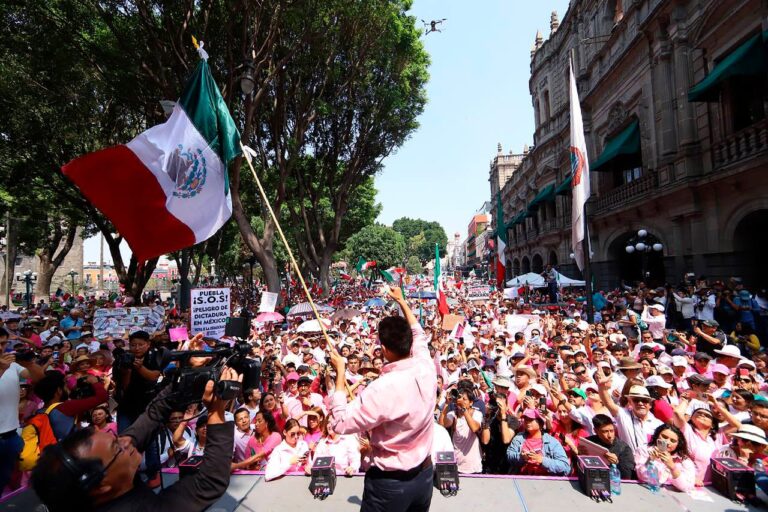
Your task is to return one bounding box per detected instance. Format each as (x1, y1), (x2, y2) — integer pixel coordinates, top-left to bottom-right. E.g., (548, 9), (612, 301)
(726, 75), (767, 132)
(617, 166), (643, 186)
(541, 90), (551, 123)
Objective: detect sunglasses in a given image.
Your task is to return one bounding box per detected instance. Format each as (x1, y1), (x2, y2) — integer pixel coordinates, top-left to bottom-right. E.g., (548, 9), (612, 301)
(286, 431), (300, 438)
(631, 398), (651, 405)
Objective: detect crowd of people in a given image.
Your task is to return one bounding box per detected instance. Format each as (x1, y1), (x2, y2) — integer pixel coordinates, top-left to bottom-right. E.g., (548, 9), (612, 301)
(1, 274), (768, 505)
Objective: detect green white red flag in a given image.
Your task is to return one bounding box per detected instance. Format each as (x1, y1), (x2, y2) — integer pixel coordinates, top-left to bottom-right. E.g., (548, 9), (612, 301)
(62, 53), (240, 261)
(434, 244), (449, 316)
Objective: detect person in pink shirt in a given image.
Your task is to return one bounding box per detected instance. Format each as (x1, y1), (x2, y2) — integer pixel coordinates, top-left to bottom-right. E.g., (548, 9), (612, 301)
(329, 286), (436, 512)
(233, 410), (281, 471)
(89, 405), (117, 436)
(635, 424), (696, 492)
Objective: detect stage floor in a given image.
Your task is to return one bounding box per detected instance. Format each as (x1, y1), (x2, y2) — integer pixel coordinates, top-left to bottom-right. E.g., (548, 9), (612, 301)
(1, 473), (761, 512)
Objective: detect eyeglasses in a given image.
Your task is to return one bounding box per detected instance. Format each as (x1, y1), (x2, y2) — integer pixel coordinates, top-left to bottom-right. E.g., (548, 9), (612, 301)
(102, 434), (125, 474)
(286, 431), (300, 438)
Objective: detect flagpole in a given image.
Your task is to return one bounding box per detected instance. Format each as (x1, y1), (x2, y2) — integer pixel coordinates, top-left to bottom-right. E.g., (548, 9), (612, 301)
(239, 142), (335, 349)
(571, 48), (595, 324)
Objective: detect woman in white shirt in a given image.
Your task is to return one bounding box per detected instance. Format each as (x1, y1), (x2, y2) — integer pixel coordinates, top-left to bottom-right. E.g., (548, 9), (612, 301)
(265, 418), (310, 481)
(307, 414), (361, 475)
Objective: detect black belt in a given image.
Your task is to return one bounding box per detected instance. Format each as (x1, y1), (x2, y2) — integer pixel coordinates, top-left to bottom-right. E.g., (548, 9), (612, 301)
(367, 456), (432, 481)
(0, 430), (18, 440)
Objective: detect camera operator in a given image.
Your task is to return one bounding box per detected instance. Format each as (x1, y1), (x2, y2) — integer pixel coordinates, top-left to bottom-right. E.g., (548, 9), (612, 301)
(31, 368), (238, 512)
(480, 376), (519, 474)
(114, 330), (170, 431)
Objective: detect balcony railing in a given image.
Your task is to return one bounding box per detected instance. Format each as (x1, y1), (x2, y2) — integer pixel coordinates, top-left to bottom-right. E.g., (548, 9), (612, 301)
(594, 171), (658, 214)
(713, 118), (768, 169)
(539, 217), (561, 235)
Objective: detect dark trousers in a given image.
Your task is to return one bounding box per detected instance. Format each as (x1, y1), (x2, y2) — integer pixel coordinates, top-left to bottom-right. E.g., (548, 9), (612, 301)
(361, 463), (434, 512)
(547, 282), (558, 304)
(0, 432), (23, 493)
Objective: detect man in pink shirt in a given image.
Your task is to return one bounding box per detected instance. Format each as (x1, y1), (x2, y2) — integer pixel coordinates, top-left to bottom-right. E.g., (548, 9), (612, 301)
(330, 286), (436, 512)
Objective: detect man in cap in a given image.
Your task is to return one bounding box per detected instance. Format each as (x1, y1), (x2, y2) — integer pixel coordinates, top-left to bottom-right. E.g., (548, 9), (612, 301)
(693, 319), (727, 357)
(285, 375), (325, 426)
(595, 371), (662, 457)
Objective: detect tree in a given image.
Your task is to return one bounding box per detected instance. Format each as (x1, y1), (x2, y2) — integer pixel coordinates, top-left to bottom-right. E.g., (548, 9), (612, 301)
(342, 225), (405, 270)
(392, 217), (448, 262)
(406, 255), (423, 274)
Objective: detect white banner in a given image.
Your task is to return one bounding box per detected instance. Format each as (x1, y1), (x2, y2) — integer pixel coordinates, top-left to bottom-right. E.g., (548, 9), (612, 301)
(504, 313), (541, 340)
(259, 291), (279, 313)
(93, 306), (165, 340)
(190, 287), (231, 338)
(466, 284), (490, 302)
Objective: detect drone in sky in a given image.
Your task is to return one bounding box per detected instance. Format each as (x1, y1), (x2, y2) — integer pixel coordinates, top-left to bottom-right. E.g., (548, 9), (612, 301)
(422, 18), (446, 35)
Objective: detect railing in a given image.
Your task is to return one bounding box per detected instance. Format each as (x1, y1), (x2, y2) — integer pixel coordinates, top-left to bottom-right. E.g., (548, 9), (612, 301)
(594, 171), (658, 214)
(539, 217), (561, 235)
(713, 118), (768, 169)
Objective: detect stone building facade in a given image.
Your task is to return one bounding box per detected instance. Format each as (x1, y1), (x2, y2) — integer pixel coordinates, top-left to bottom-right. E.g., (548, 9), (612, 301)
(495, 0), (768, 290)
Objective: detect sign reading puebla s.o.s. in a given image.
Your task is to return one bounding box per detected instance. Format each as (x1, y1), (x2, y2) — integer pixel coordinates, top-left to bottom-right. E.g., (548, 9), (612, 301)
(190, 287), (231, 338)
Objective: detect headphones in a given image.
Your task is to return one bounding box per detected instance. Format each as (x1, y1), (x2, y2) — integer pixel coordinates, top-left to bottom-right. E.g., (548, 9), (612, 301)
(53, 444), (107, 492)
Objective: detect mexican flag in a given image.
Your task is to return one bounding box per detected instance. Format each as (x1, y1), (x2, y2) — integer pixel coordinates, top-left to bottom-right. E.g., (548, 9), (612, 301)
(63, 56), (240, 261)
(433, 244), (449, 316)
(495, 193), (507, 290)
(339, 271), (353, 281)
(381, 267), (405, 284)
(355, 257), (376, 273)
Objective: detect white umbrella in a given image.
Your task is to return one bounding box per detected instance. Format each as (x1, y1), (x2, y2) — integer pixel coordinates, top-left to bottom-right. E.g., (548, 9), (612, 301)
(287, 302), (334, 316)
(297, 318), (332, 333)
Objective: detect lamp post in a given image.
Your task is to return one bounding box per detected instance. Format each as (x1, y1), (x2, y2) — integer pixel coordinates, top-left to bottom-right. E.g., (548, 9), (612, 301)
(67, 269), (78, 296)
(15, 270), (37, 309)
(624, 229), (663, 282)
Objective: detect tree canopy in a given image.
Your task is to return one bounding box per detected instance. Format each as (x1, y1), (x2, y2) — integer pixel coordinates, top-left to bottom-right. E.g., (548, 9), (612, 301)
(392, 217), (447, 262)
(342, 224), (405, 270)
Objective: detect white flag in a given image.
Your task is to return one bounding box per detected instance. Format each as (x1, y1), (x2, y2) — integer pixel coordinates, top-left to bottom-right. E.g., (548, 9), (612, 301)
(569, 58), (591, 271)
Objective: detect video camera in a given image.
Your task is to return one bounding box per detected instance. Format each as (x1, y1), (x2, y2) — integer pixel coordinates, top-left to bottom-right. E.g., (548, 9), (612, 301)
(164, 340), (260, 405)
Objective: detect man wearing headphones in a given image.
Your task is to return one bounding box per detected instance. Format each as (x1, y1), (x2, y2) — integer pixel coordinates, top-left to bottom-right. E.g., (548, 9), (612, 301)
(31, 367), (238, 512)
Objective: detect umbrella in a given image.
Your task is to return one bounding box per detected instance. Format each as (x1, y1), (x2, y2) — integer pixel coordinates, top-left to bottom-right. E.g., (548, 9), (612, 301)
(331, 308), (363, 321)
(255, 311), (284, 323)
(287, 302), (334, 316)
(364, 298), (387, 308)
(297, 318), (332, 333)
(409, 291), (436, 299)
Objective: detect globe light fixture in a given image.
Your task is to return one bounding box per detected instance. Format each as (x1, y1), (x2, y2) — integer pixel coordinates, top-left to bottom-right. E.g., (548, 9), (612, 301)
(625, 245), (635, 254)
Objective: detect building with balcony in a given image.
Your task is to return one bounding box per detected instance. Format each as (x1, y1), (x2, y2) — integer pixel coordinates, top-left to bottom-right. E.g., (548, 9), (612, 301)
(495, 0), (768, 290)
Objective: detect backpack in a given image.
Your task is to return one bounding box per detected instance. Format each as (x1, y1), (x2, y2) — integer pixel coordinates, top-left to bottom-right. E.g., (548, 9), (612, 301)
(19, 402), (61, 471)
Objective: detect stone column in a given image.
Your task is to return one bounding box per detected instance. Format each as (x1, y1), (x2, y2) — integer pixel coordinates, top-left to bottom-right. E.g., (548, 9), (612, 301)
(670, 5), (697, 148)
(651, 22), (678, 158)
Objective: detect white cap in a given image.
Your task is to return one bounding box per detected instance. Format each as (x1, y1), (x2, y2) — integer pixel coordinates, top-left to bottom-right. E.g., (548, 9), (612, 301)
(672, 356), (688, 367)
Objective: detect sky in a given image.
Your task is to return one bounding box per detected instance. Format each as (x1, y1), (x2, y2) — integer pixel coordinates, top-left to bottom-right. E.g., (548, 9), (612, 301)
(375, 0), (570, 239)
(84, 0), (570, 264)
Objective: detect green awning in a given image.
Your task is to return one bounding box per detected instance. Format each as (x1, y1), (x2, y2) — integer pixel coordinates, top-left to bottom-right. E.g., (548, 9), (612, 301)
(510, 212), (523, 225)
(591, 119), (641, 172)
(555, 175), (572, 195)
(527, 184), (556, 210)
(688, 30), (768, 102)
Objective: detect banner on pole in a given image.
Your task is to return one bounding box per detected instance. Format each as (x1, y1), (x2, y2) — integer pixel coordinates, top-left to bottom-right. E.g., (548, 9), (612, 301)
(259, 291), (279, 313)
(466, 284), (491, 302)
(190, 287), (231, 338)
(93, 306), (165, 340)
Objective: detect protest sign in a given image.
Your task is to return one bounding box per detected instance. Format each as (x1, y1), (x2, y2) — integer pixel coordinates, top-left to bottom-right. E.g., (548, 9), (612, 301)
(259, 291), (278, 313)
(504, 314), (541, 339)
(169, 326), (189, 342)
(503, 287), (519, 299)
(93, 306), (165, 340)
(466, 284), (490, 302)
(190, 287), (231, 338)
(442, 314), (465, 331)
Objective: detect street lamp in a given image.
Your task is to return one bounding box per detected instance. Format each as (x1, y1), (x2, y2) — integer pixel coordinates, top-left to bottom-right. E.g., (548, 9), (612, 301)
(67, 268), (78, 295)
(240, 59), (256, 95)
(624, 229), (663, 281)
(15, 270), (37, 309)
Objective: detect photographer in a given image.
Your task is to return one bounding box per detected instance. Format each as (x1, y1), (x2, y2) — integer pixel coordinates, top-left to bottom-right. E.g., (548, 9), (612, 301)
(31, 368), (238, 512)
(480, 376), (518, 474)
(439, 388), (483, 474)
(114, 330), (170, 431)
(33, 371), (108, 440)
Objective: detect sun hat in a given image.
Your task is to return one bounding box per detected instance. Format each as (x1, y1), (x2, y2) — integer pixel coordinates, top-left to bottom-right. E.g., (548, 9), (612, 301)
(731, 424), (768, 445)
(645, 375), (672, 389)
(617, 357), (642, 370)
(492, 376), (512, 388)
(515, 366), (537, 379)
(626, 386), (652, 399)
(714, 345), (743, 359)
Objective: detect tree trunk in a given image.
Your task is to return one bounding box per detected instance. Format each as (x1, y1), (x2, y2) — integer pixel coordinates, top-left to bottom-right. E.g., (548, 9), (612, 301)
(318, 259), (331, 298)
(35, 255), (55, 299)
(0, 218), (18, 307)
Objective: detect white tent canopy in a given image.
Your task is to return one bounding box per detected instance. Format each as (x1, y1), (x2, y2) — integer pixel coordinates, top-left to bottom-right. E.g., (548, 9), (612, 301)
(506, 271), (585, 288)
(506, 272), (545, 288)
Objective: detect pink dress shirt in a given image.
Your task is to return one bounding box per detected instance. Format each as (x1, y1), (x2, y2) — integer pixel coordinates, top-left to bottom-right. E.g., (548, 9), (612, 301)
(330, 323), (437, 471)
(312, 434), (362, 474)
